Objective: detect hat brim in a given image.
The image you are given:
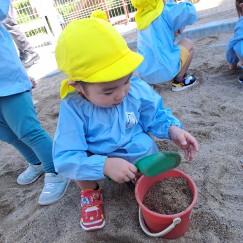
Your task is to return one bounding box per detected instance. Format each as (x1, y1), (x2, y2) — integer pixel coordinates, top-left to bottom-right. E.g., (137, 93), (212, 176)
(83, 50), (144, 83)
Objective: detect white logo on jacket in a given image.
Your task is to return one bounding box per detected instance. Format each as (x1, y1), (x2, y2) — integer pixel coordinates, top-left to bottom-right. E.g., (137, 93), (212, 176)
(126, 112), (138, 128)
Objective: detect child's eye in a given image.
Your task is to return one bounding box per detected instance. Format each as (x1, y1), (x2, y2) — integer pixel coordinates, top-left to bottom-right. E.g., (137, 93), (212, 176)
(104, 92), (113, 96)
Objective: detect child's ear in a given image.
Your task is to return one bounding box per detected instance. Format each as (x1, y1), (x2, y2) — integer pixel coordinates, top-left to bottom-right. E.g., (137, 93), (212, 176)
(68, 81), (83, 93)
(239, 3), (243, 14)
(68, 81), (78, 88)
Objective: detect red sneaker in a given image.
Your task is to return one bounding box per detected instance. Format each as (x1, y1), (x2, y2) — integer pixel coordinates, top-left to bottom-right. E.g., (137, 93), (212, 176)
(80, 188), (105, 231)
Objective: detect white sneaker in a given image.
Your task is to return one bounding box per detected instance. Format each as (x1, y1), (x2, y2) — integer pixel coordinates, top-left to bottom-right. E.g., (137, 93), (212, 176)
(38, 173), (70, 205)
(17, 163), (44, 185)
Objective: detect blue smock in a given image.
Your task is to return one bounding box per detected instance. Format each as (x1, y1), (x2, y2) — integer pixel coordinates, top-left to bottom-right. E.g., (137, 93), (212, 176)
(53, 77), (182, 181)
(134, 2), (198, 84)
(0, 0), (31, 97)
(226, 17), (243, 64)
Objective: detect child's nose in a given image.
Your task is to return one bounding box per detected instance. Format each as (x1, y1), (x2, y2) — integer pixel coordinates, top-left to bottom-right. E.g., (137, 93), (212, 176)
(115, 89), (126, 101)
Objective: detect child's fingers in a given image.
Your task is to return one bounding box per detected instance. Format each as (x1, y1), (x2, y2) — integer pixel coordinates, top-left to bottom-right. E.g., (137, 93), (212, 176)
(123, 176), (131, 183)
(188, 143), (197, 161)
(186, 133), (199, 151)
(128, 163), (138, 173)
(127, 170), (136, 180)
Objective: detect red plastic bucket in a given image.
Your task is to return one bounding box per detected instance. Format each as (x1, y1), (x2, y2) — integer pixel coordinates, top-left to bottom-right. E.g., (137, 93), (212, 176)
(135, 169), (198, 238)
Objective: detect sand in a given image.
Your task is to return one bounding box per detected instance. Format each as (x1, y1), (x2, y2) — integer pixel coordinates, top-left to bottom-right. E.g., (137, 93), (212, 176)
(1, 29), (243, 243)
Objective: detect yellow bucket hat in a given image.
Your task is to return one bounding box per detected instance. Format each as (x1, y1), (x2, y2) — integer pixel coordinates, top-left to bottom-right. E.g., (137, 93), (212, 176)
(55, 18), (143, 99)
(131, 0), (164, 30)
(90, 9), (108, 21)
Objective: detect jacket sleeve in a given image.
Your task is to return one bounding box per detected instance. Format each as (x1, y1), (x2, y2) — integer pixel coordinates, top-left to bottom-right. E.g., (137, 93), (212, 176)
(233, 40), (243, 61)
(164, 2), (198, 31)
(226, 19), (243, 64)
(53, 99), (107, 181)
(134, 79), (183, 139)
(226, 38), (239, 64)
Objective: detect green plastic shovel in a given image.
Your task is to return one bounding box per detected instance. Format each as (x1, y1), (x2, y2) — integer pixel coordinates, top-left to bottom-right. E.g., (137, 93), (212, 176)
(135, 151), (181, 177)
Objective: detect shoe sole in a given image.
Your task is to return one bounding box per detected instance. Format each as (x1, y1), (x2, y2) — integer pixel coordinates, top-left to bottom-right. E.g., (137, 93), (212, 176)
(80, 220), (106, 231)
(17, 171), (44, 185)
(171, 80), (197, 92)
(38, 179), (71, 206)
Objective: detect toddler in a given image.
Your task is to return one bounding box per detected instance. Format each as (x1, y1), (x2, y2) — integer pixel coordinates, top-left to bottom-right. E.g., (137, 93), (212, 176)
(53, 18), (199, 231)
(131, 0), (198, 91)
(226, 0), (243, 84)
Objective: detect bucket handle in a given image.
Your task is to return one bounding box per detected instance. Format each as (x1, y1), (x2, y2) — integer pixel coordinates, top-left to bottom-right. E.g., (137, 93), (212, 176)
(139, 207), (182, 237)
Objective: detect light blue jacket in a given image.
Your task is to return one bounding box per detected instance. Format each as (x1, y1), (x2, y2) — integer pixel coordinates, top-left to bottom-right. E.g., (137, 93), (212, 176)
(226, 17), (243, 64)
(135, 2), (198, 84)
(0, 0), (31, 97)
(53, 77), (182, 181)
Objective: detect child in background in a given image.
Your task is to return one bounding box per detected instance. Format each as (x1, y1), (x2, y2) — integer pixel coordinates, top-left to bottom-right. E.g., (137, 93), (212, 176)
(2, 0), (40, 67)
(53, 18), (199, 231)
(131, 0), (198, 91)
(0, 0), (69, 206)
(226, 0), (243, 84)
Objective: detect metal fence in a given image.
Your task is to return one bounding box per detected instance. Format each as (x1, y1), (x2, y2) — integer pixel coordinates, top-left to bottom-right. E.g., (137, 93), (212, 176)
(12, 0), (55, 47)
(53, 0), (136, 26)
(11, 0), (137, 47)
(11, 0), (235, 48)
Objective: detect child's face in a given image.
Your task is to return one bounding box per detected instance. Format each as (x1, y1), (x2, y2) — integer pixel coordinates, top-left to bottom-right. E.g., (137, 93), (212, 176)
(236, 1), (243, 17)
(75, 73), (132, 108)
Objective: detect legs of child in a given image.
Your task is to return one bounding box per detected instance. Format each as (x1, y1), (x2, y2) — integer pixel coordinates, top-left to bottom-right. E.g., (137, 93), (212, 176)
(229, 50), (243, 70)
(228, 51), (243, 83)
(229, 63), (239, 70)
(229, 62), (243, 71)
(172, 38), (197, 91)
(0, 91), (69, 205)
(237, 58), (243, 84)
(231, 62), (243, 84)
(176, 39), (194, 77)
(228, 58), (243, 84)
(77, 180), (105, 231)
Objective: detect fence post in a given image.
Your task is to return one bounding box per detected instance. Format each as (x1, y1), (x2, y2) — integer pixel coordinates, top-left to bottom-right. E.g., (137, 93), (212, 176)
(32, 0), (62, 40)
(121, 0), (130, 23)
(101, 0), (110, 22)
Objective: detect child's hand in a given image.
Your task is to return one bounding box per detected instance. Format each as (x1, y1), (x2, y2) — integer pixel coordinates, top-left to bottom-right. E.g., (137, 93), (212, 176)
(174, 30), (180, 37)
(29, 76), (37, 89)
(174, 27), (185, 37)
(169, 126), (199, 161)
(178, 27), (185, 35)
(104, 157), (138, 183)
